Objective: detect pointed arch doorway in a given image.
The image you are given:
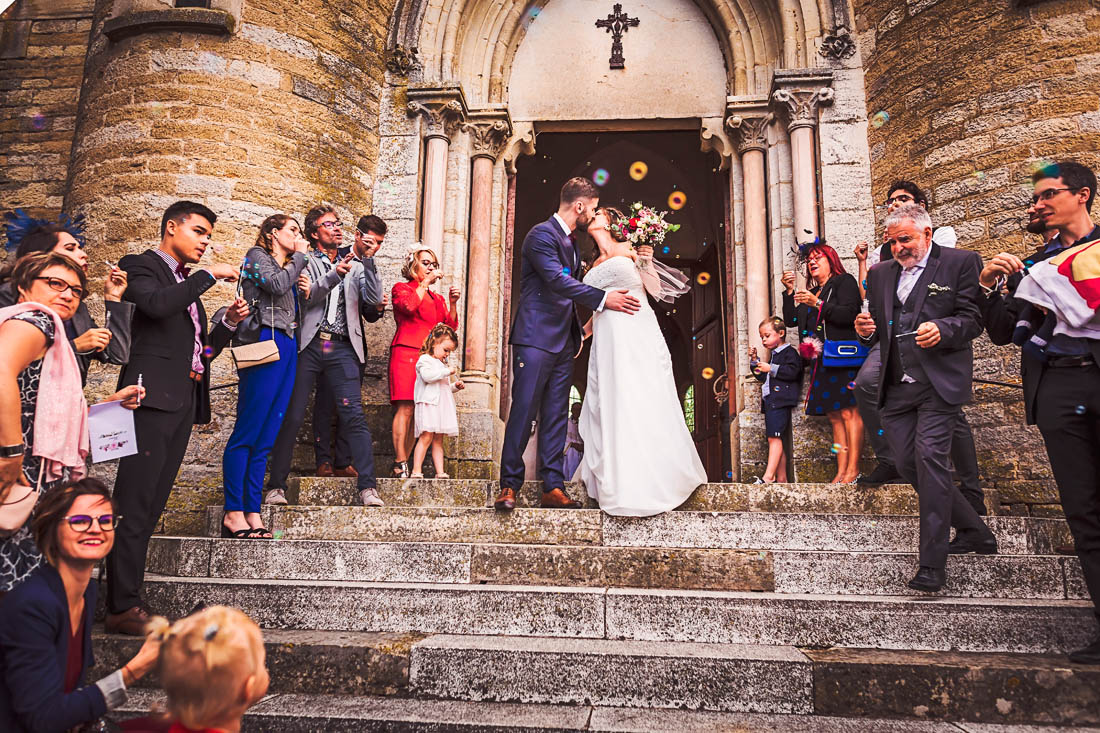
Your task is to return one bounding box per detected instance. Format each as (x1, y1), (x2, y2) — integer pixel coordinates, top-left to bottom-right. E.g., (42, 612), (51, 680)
(511, 129), (732, 480)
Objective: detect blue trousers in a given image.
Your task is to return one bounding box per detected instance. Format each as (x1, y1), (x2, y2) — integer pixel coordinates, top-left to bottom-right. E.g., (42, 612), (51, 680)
(222, 329), (297, 512)
(268, 336), (377, 490)
(500, 343), (574, 490)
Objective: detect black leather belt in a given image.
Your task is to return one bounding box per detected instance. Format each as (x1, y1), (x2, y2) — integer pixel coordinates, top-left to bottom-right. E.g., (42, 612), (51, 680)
(318, 331), (349, 343)
(1047, 354), (1096, 368)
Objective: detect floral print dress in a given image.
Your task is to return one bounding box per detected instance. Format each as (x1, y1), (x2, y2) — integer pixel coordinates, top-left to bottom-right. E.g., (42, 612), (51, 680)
(0, 310), (71, 592)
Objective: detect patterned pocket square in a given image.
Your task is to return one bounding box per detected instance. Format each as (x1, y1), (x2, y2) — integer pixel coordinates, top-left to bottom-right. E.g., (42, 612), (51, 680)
(927, 283), (952, 294)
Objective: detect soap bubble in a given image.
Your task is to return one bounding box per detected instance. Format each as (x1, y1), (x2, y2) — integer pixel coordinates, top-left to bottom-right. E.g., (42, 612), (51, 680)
(847, 381), (856, 390)
(30, 113), (47, 131)
(726, 471), (733, 480)
(592, 168), (610, 186)
(701, 367), (715, 379)
(877, 429), (884, 436)
(668, 191), (687, 210)
(322, 340), (333, 353)
(972, 171), (987, 182)
(871, 111), (890, 129)
(662, 246), (670, 254)
(1075, 405), (1086, 415)
(202, 345), (214, 357)
(696, 342), (703, 349)
(629, 161), (648, 181)
(696, 272), (711, 285)
(149, 102), (167, 119)
(830, 443), (841, 454)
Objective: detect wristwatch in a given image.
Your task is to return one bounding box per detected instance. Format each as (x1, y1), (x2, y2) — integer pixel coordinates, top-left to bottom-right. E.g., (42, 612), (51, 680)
(0, 443), (24, 459)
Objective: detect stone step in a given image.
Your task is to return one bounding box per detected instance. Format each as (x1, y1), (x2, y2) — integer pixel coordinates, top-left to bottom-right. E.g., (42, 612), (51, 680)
(411, 635), (812, 713)
(113, 683), (1100, 730)
(90, 627), (422, 696)
(147, 537), (1087, 600)
(410, 635), (1100, 723)
(137, 575), (1097, 653)
(202, 506), (1071, 554)
(289, 476), (928, 514)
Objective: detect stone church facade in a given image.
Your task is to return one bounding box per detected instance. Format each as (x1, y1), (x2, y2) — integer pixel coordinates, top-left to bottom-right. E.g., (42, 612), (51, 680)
(1, 0), (1095, 532)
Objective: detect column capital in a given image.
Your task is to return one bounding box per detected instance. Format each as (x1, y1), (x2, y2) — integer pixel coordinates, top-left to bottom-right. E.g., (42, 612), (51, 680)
(769, 69), (834, 131)
(725, 99), (773, 154)
(407, 85), (469, 141)
(502, 121), (536, 175)
(463, 110), (513, 161)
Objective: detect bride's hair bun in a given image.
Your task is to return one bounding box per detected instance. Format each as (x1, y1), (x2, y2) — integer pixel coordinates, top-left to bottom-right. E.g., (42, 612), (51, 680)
(598, 206), (630, 243)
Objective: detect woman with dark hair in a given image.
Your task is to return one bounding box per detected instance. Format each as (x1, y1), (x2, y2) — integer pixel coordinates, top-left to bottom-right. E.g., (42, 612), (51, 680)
(220, 215), (308, 535)
(782, 244), (865, 484)
(0, 253), (143, 594)
(0, 214), (133, 385)
(388, 245), (459, 477)
(0, 478), (160, 732)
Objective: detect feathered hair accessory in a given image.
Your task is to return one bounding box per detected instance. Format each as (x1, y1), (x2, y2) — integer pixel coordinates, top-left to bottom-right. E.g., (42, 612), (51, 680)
(4, 208), (86, 252)
(790, 229), (823, 265)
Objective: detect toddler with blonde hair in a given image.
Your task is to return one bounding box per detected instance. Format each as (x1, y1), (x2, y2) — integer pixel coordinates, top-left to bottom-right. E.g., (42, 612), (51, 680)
(147, 606), (268, 733)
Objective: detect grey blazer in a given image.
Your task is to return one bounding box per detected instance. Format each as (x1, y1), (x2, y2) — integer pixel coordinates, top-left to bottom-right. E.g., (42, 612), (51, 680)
(300, 249), (383, 363)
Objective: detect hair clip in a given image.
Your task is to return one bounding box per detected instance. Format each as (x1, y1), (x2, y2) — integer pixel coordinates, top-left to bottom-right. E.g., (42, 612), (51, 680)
(203, 623), (219, 641)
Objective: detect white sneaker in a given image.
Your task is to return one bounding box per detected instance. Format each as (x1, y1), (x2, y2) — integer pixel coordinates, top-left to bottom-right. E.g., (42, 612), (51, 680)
(360, 488), (384, 507)
(263, 488), (288, 505)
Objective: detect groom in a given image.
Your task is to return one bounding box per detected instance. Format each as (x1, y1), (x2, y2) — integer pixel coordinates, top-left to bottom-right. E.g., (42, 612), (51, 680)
(496, 177), (641, 511)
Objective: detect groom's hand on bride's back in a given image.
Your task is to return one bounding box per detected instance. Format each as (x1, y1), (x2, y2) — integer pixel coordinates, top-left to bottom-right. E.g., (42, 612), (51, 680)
(605, 289), (641, 314)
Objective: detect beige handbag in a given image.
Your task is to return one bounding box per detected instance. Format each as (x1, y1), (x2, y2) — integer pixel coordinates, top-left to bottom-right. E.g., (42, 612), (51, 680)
(229, 339), (280, 370)
(227, 294), (280, 370)
(0, 472), (41, 538)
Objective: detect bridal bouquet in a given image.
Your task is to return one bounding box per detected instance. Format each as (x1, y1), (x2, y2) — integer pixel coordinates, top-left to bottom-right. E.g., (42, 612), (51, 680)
(612, 202), (681, 249)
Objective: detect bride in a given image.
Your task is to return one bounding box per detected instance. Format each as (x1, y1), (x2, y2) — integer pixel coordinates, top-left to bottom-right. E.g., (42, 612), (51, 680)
(576, 206), (707, 516)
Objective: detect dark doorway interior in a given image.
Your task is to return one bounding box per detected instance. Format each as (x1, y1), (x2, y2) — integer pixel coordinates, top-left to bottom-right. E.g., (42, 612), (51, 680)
(510, 131), (730, 481)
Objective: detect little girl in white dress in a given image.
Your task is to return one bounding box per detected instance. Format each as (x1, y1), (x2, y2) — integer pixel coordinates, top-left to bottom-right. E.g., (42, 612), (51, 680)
(411, 324), (464, 478)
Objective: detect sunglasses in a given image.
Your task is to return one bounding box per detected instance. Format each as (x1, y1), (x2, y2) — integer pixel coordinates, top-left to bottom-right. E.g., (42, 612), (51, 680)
(63, 513), (122, 532)
(35, 276), (84, 300)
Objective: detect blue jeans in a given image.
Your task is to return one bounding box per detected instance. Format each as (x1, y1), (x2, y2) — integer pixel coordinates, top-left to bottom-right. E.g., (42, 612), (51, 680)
(222, 329), (297, 512)
(268, 336), (377, 490)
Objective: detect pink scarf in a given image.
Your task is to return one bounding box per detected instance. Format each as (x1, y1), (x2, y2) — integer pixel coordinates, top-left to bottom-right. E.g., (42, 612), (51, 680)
(0, 302), (88, 482)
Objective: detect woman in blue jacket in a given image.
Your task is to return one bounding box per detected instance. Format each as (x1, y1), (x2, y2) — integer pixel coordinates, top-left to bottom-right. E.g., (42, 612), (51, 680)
(0, 479), (160, 732)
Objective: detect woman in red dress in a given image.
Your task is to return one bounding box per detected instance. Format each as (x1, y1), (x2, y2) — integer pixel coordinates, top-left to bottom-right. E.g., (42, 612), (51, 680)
(389, 246), (459, 476)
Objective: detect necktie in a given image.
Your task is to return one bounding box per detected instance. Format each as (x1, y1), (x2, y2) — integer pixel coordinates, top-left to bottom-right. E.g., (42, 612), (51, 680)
(325, 258), (341, 324)
(897, 266), (920, 303)
(173, 261), (204, 374)
(565, 234), (577, 271)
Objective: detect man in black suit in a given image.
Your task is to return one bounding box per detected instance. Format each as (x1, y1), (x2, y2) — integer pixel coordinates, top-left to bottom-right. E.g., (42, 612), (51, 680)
(105, 201), (247, 635)
(979, 160), (1100, 664)
(855, 203), (996, 593)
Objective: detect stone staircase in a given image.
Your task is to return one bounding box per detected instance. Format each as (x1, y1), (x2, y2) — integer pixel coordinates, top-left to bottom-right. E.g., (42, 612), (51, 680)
(95, 478), (1100, 730)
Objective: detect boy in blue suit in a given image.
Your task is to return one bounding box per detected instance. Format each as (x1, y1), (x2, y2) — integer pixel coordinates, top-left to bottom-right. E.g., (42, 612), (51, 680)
(750, 316), (803, 483)
(496, 178), (640, 510)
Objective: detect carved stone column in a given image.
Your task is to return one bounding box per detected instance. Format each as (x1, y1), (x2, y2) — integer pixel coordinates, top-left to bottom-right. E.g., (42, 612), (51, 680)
(770, 71), (834, 247)
(462, 111), (512, 375)
(407, 86), (468, 253)
(727, 103), (773, 352)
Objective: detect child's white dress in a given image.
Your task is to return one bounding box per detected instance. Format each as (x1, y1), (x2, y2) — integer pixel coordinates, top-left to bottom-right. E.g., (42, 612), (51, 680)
(414, 353), (459, 437)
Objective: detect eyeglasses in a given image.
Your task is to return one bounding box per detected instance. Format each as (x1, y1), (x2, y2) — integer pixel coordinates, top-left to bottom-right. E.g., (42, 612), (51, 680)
(35, 277), (84, 299)
(1031, 188), (1074, 205)
(885, 193), (915, 206)
(318, 221), (343, 230)
(63, 514), (121, 532)
(419, 259), (438, 269)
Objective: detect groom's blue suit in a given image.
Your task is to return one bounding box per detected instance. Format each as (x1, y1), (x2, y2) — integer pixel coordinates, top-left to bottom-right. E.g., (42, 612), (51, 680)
(500, 215), (606, 491)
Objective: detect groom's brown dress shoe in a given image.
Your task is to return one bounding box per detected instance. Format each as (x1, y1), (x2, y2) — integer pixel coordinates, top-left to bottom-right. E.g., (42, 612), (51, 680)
(541, 488), (581, 509)
(494, 486), (516, 512)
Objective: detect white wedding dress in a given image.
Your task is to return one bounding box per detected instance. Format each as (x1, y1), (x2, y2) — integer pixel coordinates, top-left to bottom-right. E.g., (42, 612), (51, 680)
(576, 256), (707, 516)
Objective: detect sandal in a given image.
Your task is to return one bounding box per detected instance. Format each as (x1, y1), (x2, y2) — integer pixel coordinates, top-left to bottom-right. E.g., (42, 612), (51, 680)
(247, 527), (273, 539)
(392, 460), (409, 478)
(410, 471), (424, 478)
(435, 473), (450, 479)
(220, 514), (253, 539)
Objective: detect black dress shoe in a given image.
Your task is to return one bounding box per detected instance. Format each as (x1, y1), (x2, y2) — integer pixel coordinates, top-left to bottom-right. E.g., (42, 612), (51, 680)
(859, 463), (903, 485)
(907, 566), (946, 592)
(1068, 637), (1100, 664)
(948, 532), (998, 555)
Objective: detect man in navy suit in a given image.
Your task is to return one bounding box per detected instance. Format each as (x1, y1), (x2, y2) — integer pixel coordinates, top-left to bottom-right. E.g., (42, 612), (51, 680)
(495, 178), (640, 510)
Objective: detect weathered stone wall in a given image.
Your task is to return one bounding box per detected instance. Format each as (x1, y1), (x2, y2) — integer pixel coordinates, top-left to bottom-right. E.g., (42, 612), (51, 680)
(62, 0), (396, 533)
(851, 0), (1100, 511)
(0, 0), (94, 233)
